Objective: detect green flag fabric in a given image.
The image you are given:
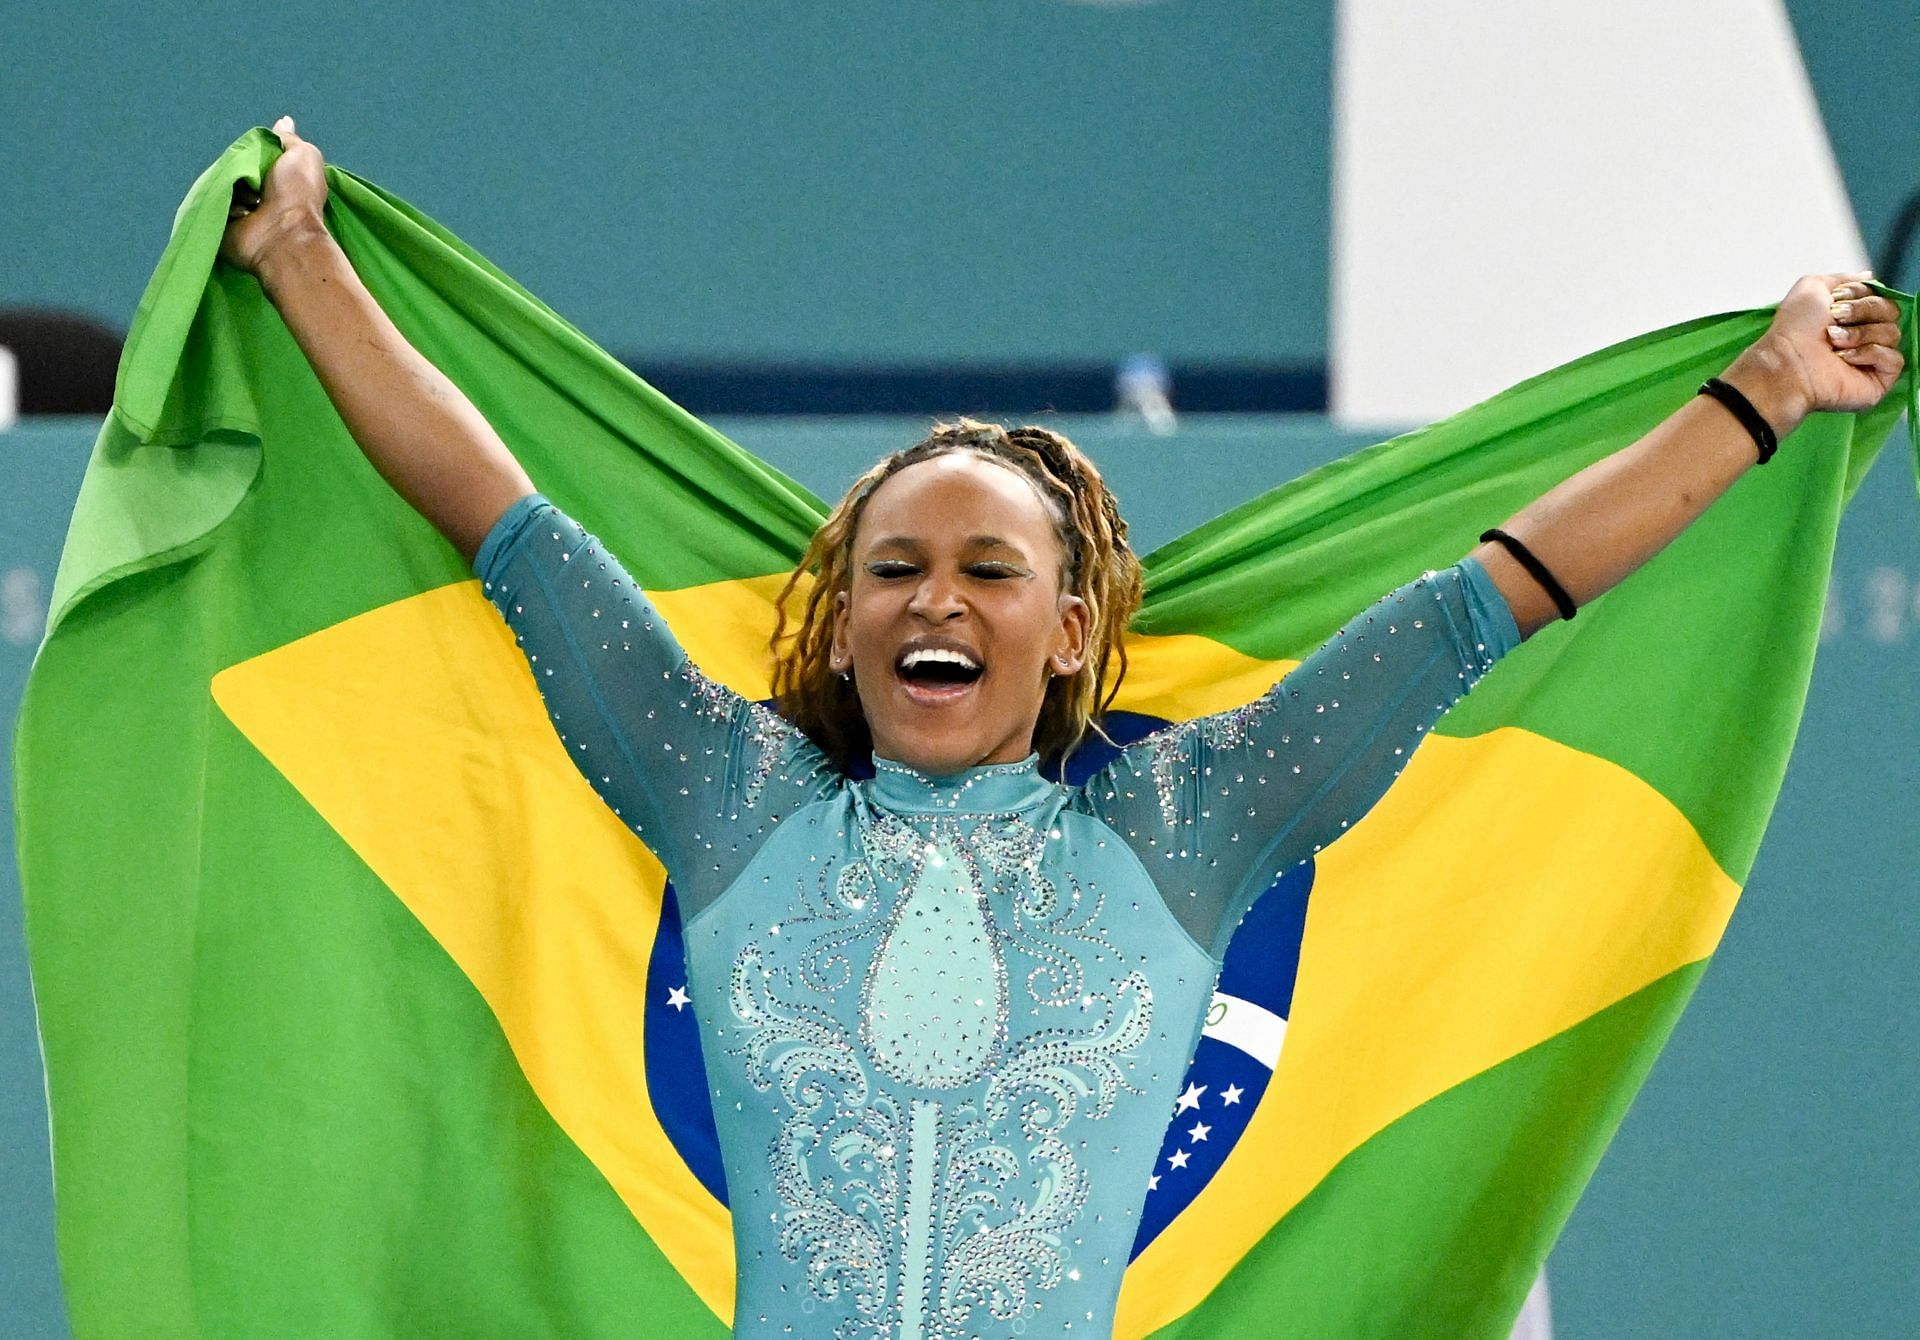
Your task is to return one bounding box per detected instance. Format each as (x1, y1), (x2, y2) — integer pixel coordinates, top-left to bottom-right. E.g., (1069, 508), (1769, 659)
(16, 129), (1915, 1338)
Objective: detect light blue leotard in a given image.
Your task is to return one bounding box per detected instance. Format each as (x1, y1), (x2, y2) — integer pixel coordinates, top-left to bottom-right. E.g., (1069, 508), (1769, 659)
(476, 494), (1520, 1338)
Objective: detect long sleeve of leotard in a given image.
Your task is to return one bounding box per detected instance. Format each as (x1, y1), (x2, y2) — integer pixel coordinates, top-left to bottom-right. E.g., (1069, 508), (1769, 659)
(473, 494), (835, 917)
(1081, 558), (1521, 960)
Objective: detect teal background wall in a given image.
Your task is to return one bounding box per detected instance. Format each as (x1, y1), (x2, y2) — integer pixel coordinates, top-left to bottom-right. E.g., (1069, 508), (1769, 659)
(2, 0), (1331, 366)
(8, 5), (1918, 368)
(0, 425), (88, 1340)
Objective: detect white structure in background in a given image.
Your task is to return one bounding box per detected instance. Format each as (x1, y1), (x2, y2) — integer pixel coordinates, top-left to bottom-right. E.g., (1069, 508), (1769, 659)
(1511, 1271), (1555, 1340)
(1331, 0), (1865, 426)
(0, 346), (16, 431)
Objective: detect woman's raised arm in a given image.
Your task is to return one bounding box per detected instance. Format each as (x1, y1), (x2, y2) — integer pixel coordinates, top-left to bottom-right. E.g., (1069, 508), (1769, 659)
(1473, 272), (1905, 637)
(220, 117), (534, 562)
(1083, 271), (1904, 956)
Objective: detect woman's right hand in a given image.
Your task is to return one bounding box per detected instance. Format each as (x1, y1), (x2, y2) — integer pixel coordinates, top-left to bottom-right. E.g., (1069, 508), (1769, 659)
(220, 116), (329, 277)
(209, 115), (536, 559)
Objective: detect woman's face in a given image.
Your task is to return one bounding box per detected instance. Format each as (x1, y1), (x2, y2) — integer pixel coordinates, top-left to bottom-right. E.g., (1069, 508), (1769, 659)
(830, 453), (1089, 775)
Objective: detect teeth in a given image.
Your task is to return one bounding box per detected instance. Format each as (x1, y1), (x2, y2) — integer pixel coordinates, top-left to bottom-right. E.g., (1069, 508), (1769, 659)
(901, 648), (981, 672)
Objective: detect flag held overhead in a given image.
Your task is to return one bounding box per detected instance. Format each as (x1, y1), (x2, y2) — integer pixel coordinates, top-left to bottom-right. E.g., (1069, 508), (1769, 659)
(16, 130), (1914, 1339)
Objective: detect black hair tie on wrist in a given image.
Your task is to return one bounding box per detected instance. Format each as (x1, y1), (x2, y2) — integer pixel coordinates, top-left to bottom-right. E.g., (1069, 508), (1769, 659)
(1479, 528), (1577, 622)
(1697, 377), (1779, 464)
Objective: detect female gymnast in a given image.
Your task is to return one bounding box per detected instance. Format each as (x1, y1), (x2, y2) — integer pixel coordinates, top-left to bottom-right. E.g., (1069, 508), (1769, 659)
(222, 118), (1903, 1337)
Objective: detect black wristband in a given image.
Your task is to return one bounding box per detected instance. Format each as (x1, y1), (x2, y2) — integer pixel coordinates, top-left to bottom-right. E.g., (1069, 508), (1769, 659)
(1479, 528), (1577, 622)
(1698, 377), (1779, 465)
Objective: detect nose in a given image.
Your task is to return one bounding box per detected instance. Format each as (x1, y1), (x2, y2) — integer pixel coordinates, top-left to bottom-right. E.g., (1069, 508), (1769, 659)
(908, 571), (966, 622)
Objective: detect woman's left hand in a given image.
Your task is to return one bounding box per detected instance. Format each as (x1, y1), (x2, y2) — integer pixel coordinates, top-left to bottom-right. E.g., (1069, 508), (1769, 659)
(1725, 272), (1906, 432)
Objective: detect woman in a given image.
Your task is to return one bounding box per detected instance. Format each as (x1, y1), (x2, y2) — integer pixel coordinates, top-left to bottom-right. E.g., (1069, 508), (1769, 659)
(223, 117), (1902, 1337)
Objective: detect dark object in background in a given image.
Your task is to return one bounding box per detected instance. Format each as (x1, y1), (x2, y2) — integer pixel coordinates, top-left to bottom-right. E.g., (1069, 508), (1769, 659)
(0, 309), (1330, 422)
(627, 361), (1327, 417)
(0, 309), (123, 415)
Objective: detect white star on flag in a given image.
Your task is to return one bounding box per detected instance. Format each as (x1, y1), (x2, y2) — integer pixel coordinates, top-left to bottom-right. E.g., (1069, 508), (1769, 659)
(1221, 1083), (1244, 1106)
(1168, 1149), (1191, 1170)
(665, 985), (691, 1011)
(1147, 1173), (1161, 1191)
(1174, 1082), (1206, 1114)
(1188, 1121), (1211, 1143)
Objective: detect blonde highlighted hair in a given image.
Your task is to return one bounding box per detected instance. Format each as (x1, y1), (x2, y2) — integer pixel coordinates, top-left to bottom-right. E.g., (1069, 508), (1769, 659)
(771, 419), (1143, 771)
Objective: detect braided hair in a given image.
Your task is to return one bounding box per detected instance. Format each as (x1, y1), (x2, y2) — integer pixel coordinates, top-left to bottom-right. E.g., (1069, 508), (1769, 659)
(771, 419), (1144, 772)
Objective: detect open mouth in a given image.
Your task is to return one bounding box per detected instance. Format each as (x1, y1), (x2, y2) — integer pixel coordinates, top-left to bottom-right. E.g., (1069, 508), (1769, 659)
(894, 645), (985, 704)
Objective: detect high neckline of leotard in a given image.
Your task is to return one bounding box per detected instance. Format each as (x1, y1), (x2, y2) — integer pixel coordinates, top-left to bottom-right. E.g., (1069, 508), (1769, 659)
(865, 753), (1058, 815)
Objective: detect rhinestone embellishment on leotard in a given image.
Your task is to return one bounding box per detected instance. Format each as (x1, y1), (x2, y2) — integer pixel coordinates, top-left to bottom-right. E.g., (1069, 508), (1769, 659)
(681, 661), (795, 810)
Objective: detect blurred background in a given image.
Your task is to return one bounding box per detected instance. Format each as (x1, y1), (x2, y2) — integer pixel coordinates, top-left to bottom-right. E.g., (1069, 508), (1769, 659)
(3, 2), (1917, 1336)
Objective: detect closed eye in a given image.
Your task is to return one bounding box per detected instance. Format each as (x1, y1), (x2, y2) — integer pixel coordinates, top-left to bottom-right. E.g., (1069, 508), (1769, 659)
(864, 559), (1029, 580)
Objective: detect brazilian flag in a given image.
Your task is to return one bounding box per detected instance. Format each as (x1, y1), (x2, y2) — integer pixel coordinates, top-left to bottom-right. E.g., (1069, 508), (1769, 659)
(16, 130), (1915, 1338)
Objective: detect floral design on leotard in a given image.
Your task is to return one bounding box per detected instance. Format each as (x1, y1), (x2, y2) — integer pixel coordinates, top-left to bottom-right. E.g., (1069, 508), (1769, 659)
(726, 804), (1153, 1339)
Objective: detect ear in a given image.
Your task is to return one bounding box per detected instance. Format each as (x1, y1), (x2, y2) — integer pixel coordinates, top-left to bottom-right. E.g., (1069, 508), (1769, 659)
(828, 590), (853, 673)
(1050, 593), (1091, 677)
